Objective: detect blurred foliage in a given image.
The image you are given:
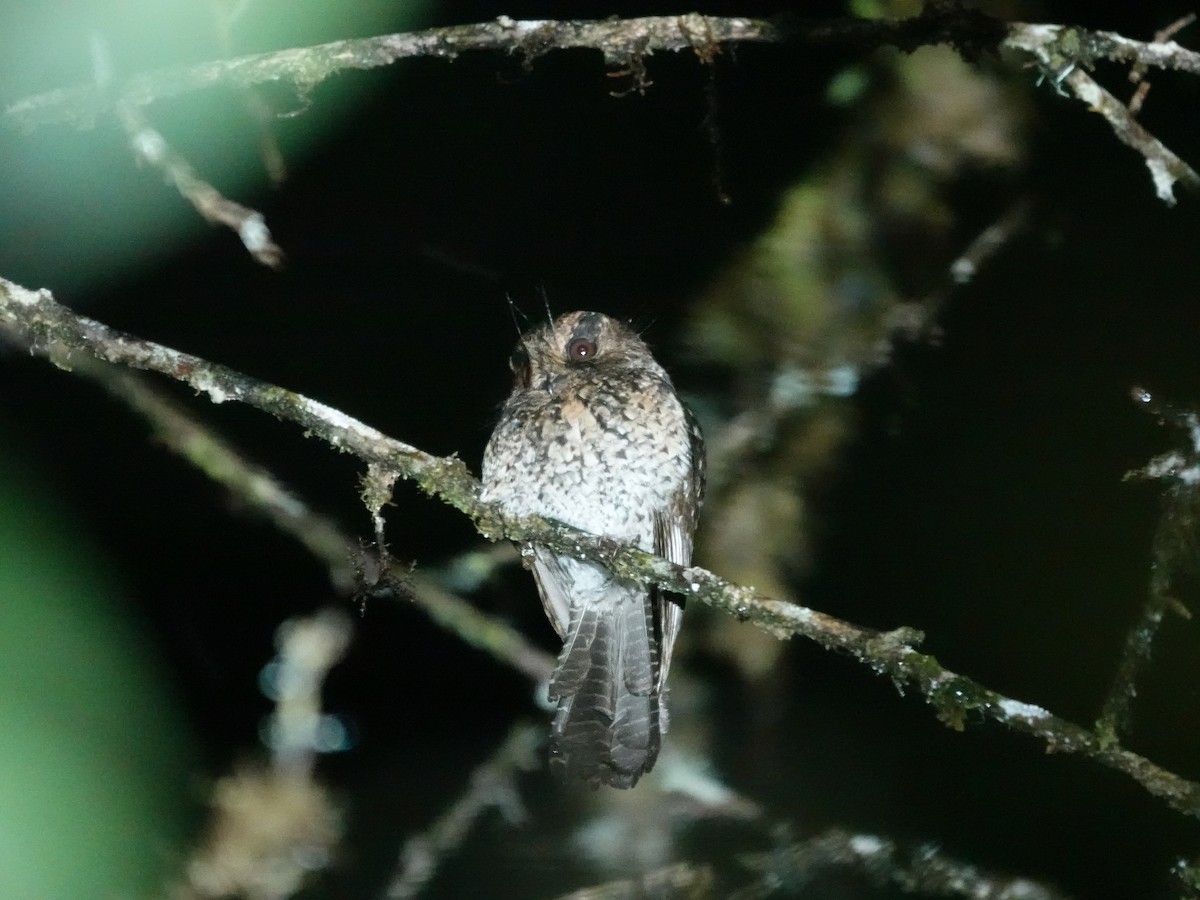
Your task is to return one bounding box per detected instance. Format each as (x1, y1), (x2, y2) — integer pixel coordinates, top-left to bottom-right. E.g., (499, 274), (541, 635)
(0, 433), (194, 898)
(0, 0), (433, 293)
(685, 5), (1029, 682)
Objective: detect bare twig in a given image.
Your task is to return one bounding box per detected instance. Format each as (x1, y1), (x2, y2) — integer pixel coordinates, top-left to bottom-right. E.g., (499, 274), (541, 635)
(881, 197), (1035, 352)
(948, 198), (1032, 286)
(385, 722), (541, 900)
(117, 102), (284, 267)
(3, 277), (1200, 819)
(1128, 14), (1197, 116)
(7, 12), (1200, 209)
(4, 16), (781, 131)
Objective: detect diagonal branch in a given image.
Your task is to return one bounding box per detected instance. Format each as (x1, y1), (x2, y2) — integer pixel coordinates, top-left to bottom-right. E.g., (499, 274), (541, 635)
(117, 102), (284, 268)
(2, 274), (1200, 819)
(385, 721), (541, 900)
(66, 353), (556, 684)
(3, 15), (781, 131)
(1006, 21), (1200, 75)
(1006, 22), (1200, 204)
(7, 11), (1200, 208)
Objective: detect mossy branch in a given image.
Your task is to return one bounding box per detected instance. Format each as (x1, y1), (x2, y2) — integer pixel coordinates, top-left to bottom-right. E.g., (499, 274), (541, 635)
(5, 11), (1200, 206)
(2, 275), (1199, 819)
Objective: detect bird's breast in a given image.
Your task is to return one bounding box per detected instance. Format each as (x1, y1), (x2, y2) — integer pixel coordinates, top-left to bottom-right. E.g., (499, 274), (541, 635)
(483, 380), (689, 548)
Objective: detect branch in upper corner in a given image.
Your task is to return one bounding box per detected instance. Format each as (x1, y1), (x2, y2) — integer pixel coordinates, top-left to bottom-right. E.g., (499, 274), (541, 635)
(6, 12), (1200, 207)
(3, 276), (1200, 819)
(1127, 13), (1197, 116)
(8, 12), (1200, 139)
(1005, 22), (1200, 205)
(1060, 64), (1199, 206)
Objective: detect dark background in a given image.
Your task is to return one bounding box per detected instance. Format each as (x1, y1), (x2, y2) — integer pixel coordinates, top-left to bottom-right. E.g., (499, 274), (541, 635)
(4, 1), (1200, 897)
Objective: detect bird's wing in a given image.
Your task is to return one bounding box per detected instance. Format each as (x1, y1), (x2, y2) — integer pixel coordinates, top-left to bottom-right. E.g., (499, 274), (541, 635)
(652, 405), (705, 690)
(529, 547), (572, 639)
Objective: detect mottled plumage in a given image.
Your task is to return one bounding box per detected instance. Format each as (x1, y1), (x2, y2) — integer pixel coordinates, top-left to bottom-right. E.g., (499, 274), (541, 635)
(481, 311), (704, 788)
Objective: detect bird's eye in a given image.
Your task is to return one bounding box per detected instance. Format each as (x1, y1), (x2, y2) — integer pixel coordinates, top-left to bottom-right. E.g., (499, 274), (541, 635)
(567, 337), (597, 361)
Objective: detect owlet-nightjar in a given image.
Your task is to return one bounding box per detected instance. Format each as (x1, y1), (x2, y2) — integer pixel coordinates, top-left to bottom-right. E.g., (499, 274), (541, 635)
(481, 311), (704, 789)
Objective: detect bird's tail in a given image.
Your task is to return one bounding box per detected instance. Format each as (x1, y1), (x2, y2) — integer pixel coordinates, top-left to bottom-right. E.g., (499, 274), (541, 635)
(548, 580), (662, 789)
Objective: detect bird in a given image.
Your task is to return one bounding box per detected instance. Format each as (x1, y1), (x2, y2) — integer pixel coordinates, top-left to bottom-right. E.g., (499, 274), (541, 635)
(481, 310), (704, 788)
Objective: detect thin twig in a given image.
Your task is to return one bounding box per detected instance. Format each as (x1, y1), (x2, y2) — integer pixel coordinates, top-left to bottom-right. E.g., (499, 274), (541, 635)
(384, 721), (541, 900)
(117, 102), (284, 267)
(3, 277), (1200, 819)
(59, 352), (557, 683)
(1006, 22), (1200, 205)
(1128, 14), (1197, 116)
(4, 16), (781, 131)
(948, 198), (1032, 286)
(80, 360), (356, 589)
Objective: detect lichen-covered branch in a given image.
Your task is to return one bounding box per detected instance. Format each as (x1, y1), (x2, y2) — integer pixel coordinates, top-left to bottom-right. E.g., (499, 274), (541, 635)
(1127, 14), (1197, 116)
(4, 15), (780, 131)
(6, 10), (1200, 208)
(2, 276), (1199, 819)
(1006, 21), (1200, 75)
(1098, 387), (1200, 743)
(1, 8), (998, 133)
(1006, 23), (1200, 204)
